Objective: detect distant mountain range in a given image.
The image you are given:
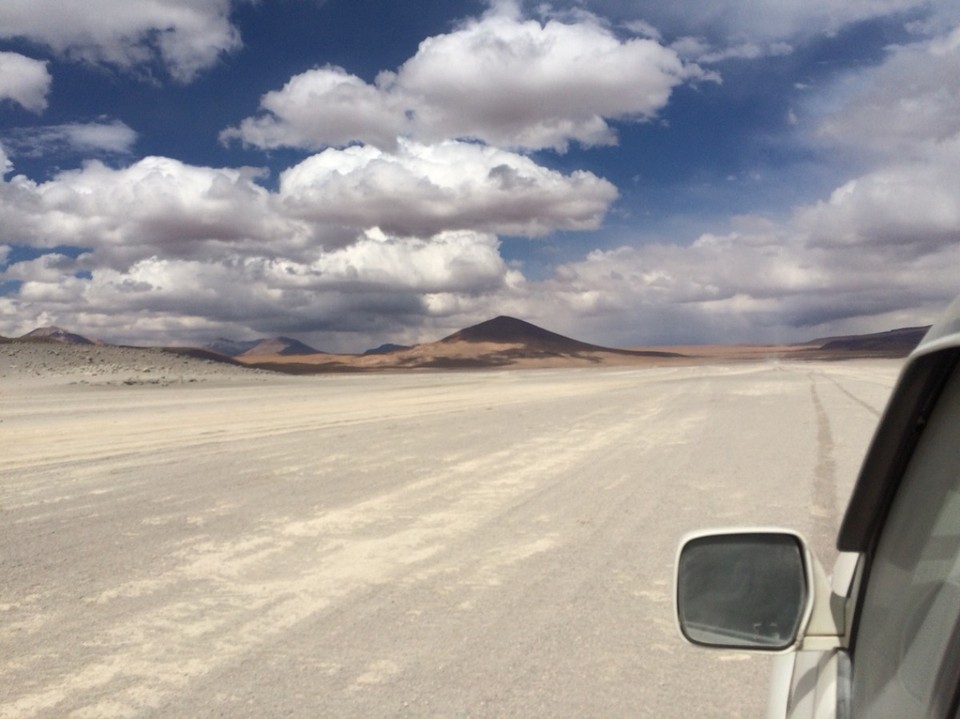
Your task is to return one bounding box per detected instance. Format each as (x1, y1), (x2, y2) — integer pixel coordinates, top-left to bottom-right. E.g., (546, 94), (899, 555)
(3, 318), (933, 372)
(362, 343), (411, 356)
(204, 338), (262, 356)
(808, 326), (930, 355)
(19, 326), (98, 345)
(205, 336), (323, 357)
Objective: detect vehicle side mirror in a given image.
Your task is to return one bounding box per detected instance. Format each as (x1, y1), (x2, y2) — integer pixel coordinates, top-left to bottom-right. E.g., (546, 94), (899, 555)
(675, 531), (811, 651)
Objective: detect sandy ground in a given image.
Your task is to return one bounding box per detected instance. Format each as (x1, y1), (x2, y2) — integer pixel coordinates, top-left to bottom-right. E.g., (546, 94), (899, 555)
(0, 347), (903, 718)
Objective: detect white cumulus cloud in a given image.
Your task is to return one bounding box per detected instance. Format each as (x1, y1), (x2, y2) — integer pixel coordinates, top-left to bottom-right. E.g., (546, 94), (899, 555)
(0, 156), (302, 267)
(0, 0), (241, 82)
(814, 25), (960, 161)
(259, 229), (510, 295)
(220, 66), (405, 151)
(278, 139), (618, 238)
(0, 52), (51, 113)
(392, 8), (707, 150)
(796, 146), (960, 255)
(223, 6), (707, 152)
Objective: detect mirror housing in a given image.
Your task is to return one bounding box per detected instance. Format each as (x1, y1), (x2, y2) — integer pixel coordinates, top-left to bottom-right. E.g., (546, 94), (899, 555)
(675, 529), (842, 653)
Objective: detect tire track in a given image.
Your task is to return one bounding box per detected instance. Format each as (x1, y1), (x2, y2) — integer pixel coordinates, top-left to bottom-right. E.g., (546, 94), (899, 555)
(820, 374), (884, 418)
(808, 375), (838, 563)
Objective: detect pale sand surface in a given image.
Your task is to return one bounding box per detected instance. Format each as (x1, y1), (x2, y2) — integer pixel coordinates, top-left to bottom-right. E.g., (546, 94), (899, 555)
(0, 354), (902, 717)
(235, 343), (800, 371)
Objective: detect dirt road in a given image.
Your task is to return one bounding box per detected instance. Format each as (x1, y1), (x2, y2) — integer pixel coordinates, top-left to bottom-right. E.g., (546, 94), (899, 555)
(0, 362), (900, 717)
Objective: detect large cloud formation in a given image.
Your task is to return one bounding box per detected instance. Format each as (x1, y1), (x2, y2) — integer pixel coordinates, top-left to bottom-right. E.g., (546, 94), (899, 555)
(222, 5), (708, 152)
(529, 28), (960, 345)
(0, 143), (613, 258)
(539, 210), (959, 347)
(0, 0), (240, 81)
(2, 1), (959, 349)
(0, 142), (604, 346)
(4, 228), (516, 346)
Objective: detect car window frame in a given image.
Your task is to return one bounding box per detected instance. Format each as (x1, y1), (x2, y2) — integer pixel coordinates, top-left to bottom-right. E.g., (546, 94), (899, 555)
(838, 350), (960, 554)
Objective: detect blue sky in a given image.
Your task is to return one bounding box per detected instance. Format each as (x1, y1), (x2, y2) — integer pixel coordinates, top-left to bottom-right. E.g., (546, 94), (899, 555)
(1, 0), (958, 351)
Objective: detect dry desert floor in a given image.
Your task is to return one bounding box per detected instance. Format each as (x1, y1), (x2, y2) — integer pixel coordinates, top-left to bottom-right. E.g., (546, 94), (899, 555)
(0, 351), (903, 717)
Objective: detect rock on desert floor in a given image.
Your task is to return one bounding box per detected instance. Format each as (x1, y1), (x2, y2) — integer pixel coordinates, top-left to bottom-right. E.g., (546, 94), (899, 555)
(0, 347), (903, 717)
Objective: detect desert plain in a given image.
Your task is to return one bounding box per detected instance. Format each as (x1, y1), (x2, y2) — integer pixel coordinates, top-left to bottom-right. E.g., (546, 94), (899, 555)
(0, 342), (903, 717)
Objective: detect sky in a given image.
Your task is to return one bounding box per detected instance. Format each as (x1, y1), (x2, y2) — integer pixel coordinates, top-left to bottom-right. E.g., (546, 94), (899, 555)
(0, 0), (958, 351)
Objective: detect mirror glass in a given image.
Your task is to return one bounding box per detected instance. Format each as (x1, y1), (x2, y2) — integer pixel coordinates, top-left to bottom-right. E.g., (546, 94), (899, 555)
(677, 533), (807, 650)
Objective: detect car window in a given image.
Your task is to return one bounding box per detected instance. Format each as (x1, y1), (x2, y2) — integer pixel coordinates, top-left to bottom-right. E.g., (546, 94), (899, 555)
(851, 361), (960, 717)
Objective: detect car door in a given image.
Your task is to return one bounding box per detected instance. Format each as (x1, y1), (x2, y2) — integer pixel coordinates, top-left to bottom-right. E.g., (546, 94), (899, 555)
(844, 353), (960, 717)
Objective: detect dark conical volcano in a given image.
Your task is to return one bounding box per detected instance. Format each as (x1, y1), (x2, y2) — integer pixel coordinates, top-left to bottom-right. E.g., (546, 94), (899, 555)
(441, 316), (610, 353)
